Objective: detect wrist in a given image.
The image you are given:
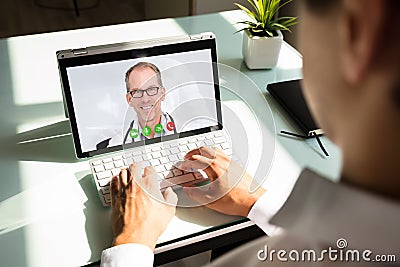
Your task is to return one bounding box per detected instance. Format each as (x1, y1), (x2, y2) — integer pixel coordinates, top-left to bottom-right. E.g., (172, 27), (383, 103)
(241, 187), (266, 217)
(113, 233), (156, 251)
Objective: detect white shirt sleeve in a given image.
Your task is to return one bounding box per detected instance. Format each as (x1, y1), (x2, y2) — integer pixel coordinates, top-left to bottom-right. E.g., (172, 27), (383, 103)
(247, 186), (294, 236)
(101, 243), (154, 267)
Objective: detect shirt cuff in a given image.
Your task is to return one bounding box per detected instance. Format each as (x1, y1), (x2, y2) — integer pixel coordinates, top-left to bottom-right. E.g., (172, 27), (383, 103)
(101, 243), (154, 267)
(247, 187), (291, 236)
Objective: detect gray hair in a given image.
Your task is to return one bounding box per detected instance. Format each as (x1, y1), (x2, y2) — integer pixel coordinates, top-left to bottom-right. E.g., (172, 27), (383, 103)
(125, 62), (163, 92)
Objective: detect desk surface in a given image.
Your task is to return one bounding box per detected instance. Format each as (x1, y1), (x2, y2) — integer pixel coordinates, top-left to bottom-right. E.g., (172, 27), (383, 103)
(0, 10), (341, 267)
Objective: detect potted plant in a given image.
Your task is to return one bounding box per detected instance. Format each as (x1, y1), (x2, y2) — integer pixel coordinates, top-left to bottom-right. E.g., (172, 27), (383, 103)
(235, 0), (297, 69)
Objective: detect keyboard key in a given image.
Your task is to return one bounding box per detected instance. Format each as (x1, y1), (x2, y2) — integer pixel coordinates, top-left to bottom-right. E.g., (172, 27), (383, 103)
(102, 158), (112, 163)
(98, 177), (111, 187)
(205, 132), (214, 138)
(160, 157), (168, 164)
(168, 154), (178, 162)
(92, 160), (102, 166)
(132, 150), (143, 156)
(170, 147), (180, 154)
(197, 136), (205, 141)
(160, 173), (195, 189)
(179, 145), (189, 152)
(162, 171), (170, 178)
(142, 154), (150, 161)
(177, 153), (185, 160)
(123, 152), (132, 158)
(164, 163), (173, 171)
(104, 194), (111, 204)
(101, 186), (110, 195)
(214, 131), (224, 137)
(104, 162), (114, 170)
(189, 138), (197, 143)
(150, 159), (160, 166)
(154, 165), (165, 173)
(169, 141), (179, 147)
(179, 140), (188, 145)
(221, 142), (230, 149)
(196, 141), (206, 147)
(97, 170), (112, 180)
(114, 160), (124, 168)
(133, 155), (143, 162)
(126, 157), (134, 165)
(111, 168), (121, 176)
(161, 149), (171, 156)
(187, 143), (197, 150)
(142, 161), (151, 167)
(113, 155), (123, 160)
(151, 151), (162, 159)
(94, 165), (105, 173)
(214, 137), (226, 144)
(204, 139), (213, 146)
(151, 146), (161, 152)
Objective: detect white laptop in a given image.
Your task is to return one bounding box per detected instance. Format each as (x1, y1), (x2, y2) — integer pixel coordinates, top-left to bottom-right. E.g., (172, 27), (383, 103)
(57, 32), (233, 207)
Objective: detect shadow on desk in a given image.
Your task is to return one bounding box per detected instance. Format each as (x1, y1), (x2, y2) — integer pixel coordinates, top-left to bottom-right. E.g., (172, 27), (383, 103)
(78, 173), (112, 264)
(0, 120), (78, 163)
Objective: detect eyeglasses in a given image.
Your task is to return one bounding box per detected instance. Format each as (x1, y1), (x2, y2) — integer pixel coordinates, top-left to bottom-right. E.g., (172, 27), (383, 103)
(128, 86), (161, 98)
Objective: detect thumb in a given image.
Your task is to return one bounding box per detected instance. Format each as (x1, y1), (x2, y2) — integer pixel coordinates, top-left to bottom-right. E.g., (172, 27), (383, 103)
(163, 187), (178, 206)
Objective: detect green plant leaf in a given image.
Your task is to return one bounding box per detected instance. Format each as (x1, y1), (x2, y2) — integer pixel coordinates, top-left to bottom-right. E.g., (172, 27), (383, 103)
(234, 3), (257, 21)
(236, 21), (259, 30)
(271, 22), (291, 31)
(273, 16), (298, 27)
(234, 0), (297, 36)
(246, 0), (261, 20)
(267, 0), (280, 22)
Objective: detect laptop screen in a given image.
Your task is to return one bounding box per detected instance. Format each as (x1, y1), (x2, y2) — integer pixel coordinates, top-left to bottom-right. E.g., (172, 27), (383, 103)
(58, 36), (222, 158)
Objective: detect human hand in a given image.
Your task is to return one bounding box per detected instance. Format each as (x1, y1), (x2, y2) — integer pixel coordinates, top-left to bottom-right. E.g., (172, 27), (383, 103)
(110, 163), (178, 250)
(178, 147), (265, 217)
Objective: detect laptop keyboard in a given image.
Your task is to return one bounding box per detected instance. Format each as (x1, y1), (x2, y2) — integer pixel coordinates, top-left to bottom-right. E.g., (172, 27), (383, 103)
(90, 131), (232, 207)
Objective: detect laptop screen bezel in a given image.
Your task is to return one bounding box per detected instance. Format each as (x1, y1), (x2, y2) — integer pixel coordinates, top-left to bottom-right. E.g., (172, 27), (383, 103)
(58, 38), (222, 158)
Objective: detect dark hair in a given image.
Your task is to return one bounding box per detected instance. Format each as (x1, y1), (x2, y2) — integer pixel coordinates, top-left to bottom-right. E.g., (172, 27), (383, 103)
(125, 62), (163, 92)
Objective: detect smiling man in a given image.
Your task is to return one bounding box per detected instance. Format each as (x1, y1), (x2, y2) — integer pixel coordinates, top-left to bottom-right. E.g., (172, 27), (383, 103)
(123, 62), (176, 143)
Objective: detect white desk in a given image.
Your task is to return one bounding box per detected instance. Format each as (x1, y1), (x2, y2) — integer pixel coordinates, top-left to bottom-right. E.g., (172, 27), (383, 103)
(0, 10), (341, 267)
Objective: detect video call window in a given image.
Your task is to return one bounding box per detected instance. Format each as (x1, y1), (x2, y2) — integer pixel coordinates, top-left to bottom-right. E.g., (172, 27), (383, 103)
(66, 49), (219, 153)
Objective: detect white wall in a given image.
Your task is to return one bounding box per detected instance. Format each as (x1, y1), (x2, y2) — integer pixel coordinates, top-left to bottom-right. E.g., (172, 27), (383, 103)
(195, 0), (247, 15)
(144, 0), (247, 19)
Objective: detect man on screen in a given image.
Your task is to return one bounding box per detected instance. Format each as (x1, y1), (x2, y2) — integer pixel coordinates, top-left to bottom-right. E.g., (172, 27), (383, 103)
(123, 62), (176, 143)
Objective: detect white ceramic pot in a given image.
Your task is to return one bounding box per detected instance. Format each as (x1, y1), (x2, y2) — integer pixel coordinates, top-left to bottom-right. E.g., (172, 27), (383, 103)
(242, 29), (283, 69)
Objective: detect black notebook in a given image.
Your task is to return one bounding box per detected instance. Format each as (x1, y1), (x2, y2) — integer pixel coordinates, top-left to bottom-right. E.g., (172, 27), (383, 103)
(267, 79), (323, 137)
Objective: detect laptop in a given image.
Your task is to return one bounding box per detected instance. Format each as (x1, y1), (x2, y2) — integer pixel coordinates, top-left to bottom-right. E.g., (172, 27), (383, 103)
(57, 32), (232, 207)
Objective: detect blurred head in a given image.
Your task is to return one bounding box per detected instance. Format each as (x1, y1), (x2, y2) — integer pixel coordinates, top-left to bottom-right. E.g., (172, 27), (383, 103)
(125, 62), (166, 126)
(299, 0), (400, 198)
